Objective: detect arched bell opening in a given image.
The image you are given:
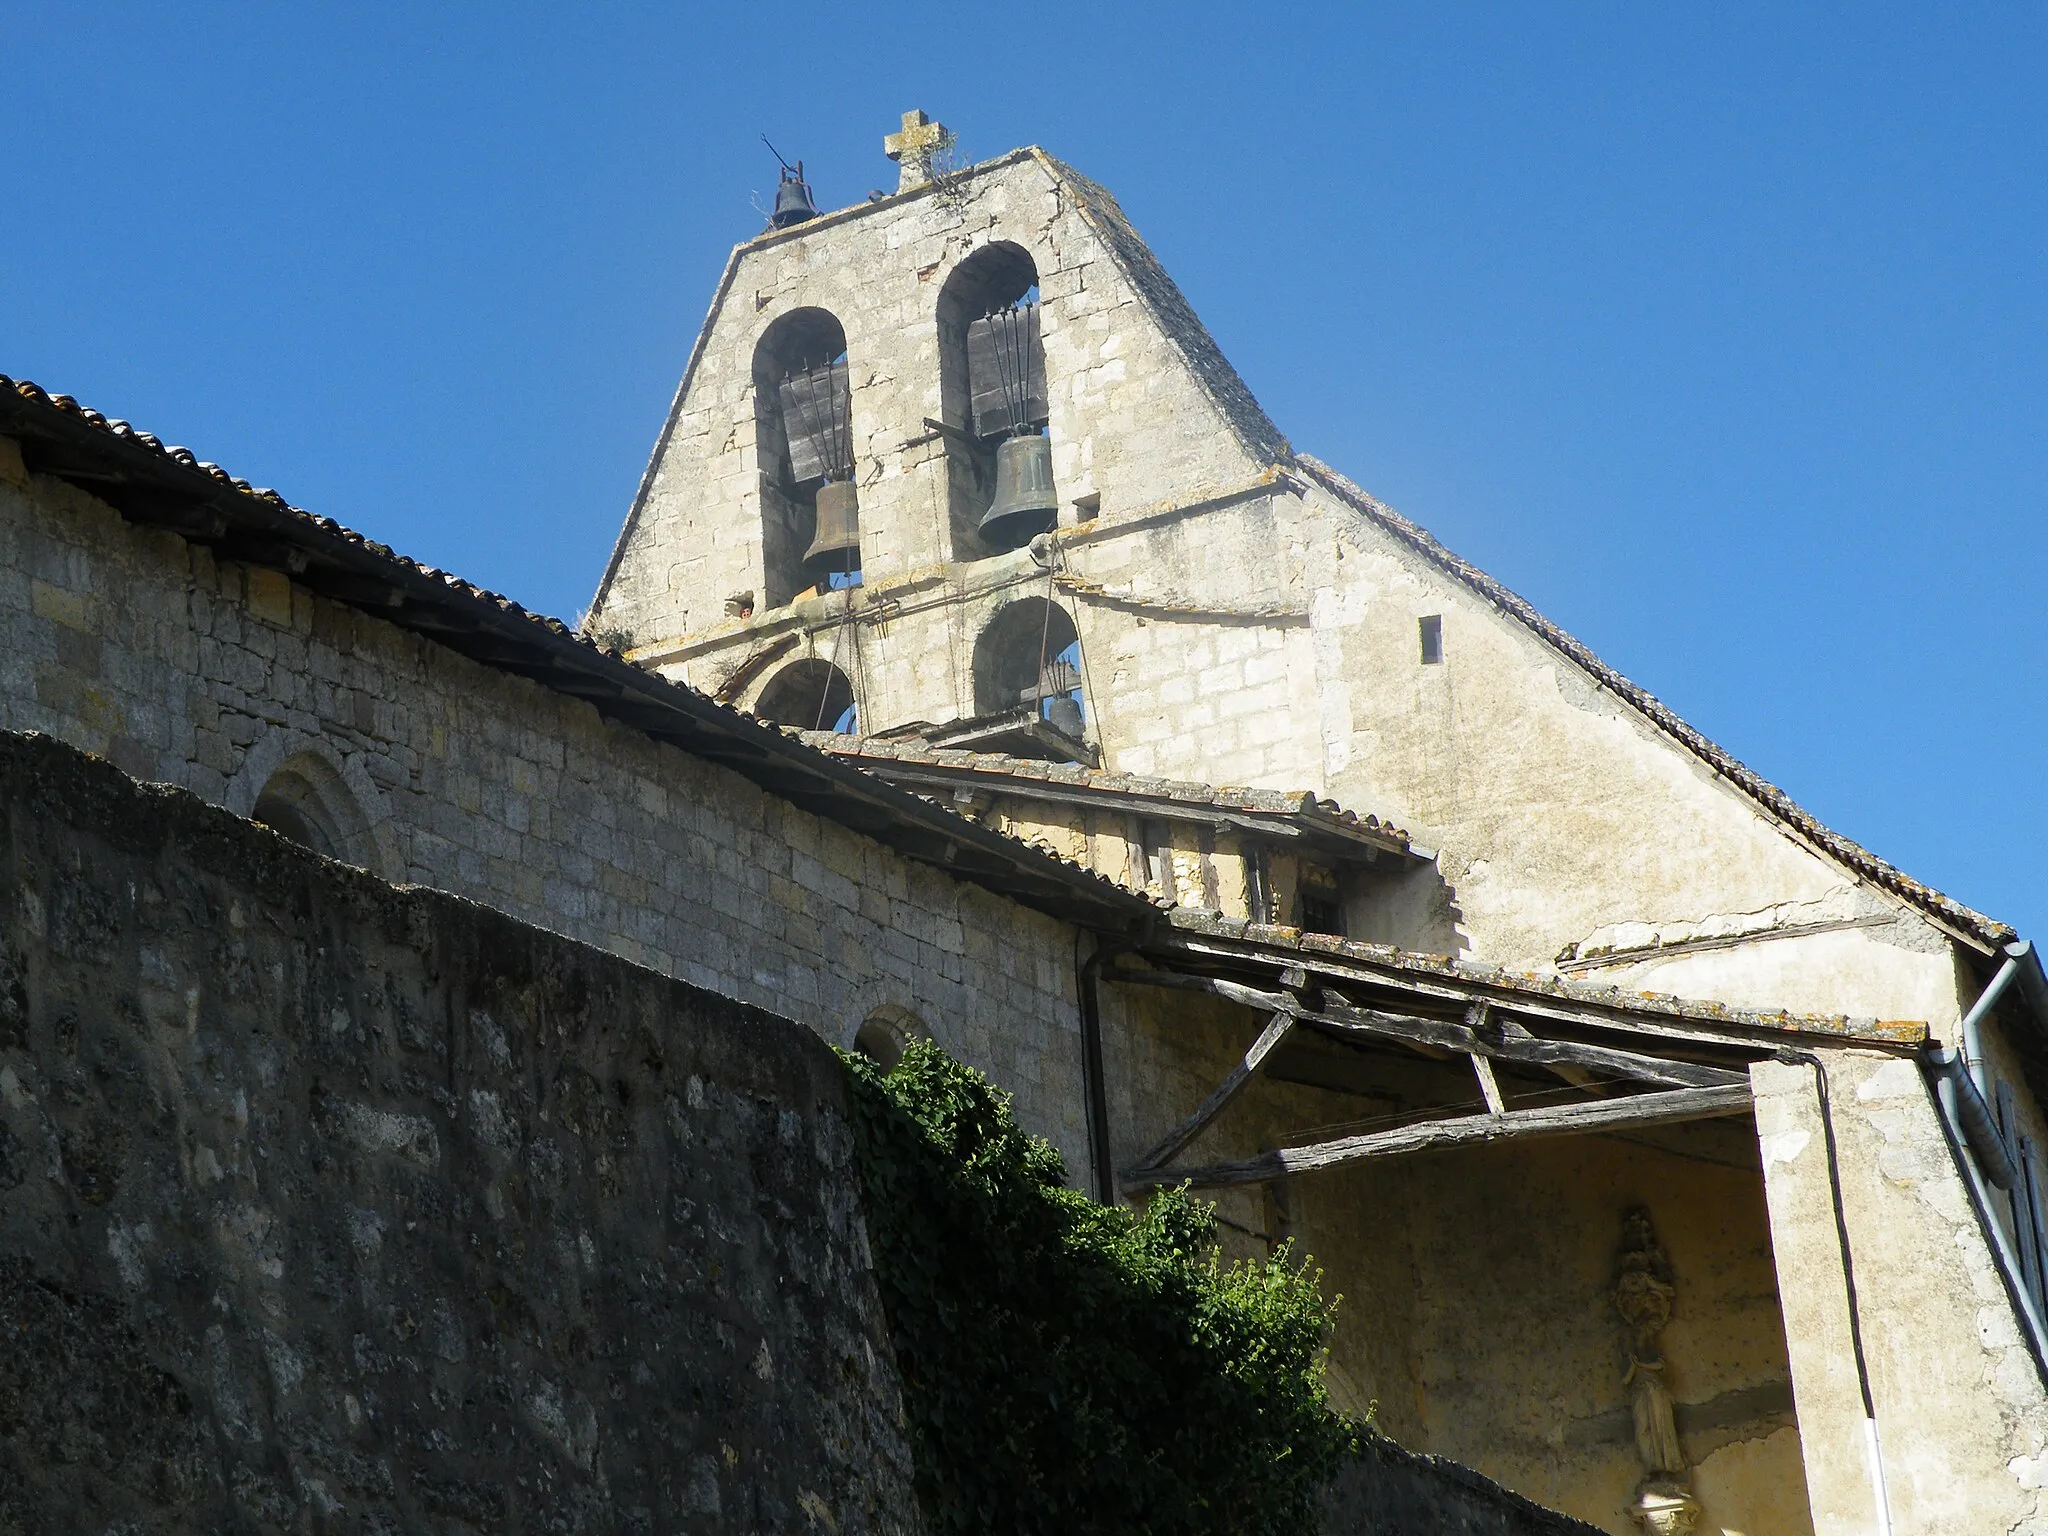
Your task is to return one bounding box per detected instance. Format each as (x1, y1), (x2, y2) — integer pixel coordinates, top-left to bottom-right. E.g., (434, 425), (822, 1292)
(752, 307), (861, 607)
(971, 598), (1085, 743)
(936, 242), (1054, 560)
(755, 657), (858, 734)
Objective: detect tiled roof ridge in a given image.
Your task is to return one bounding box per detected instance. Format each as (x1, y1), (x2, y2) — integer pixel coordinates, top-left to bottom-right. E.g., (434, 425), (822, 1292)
(1294, 453), (2012, 950)
(1034, 152), (1295, 472)
(799, 731), (1415, 846)
(0, 374), (1157, 923)
(1166, 909), (1926, 1047)
(2, 376), (608, 645)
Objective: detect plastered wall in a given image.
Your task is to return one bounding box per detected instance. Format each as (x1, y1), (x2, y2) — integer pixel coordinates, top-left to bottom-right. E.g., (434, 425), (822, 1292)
(1100, 981), (1815, 1536)
(1755, 1055), (2048, 1536)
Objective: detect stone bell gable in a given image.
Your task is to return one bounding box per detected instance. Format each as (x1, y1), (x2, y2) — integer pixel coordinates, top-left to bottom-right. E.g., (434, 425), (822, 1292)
(589, 143), (1288, 654)
(590, 123), (1999, 1034)
(9, 95), (2048, 1521)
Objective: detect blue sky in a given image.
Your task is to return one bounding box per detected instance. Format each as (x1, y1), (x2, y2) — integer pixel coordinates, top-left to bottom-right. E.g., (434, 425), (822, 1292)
(5, 4), (2043, 939)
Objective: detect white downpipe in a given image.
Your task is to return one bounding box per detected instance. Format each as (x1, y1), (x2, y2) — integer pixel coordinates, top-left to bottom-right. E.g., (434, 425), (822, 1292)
(1956, 950), (2022, 1103)
(1864, 1417), (1894, 1536)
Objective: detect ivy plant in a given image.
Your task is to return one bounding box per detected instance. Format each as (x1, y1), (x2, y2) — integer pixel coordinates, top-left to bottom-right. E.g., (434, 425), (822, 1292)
(841, 1038), (1354, 1536)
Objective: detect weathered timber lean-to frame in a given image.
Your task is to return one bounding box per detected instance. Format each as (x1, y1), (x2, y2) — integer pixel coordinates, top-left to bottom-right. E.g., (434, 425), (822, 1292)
(1112, 920), (1919, 1197)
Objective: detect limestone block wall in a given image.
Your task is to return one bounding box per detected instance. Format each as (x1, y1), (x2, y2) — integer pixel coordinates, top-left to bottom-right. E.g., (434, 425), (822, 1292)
(643, 458), (1966, 1036)
(646, 488), (1327, 796)
(594, 151), (1275, 654)
(0, 729), (921, 1533)
(0, 464), (1092, 1169)
(588, 135), (1983, 1035)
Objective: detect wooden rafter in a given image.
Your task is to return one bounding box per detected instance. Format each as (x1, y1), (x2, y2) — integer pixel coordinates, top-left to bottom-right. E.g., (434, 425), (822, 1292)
(1131, 1010), (1295, 1171)
(1105, 966), (1748, 1091)
(1123, 1084), (1755, 1192)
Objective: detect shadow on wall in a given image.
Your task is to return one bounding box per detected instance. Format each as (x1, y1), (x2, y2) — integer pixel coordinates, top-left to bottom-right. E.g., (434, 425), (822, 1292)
(1319, 1436), (1604, 1535)
(1348, 861), (1470, 960)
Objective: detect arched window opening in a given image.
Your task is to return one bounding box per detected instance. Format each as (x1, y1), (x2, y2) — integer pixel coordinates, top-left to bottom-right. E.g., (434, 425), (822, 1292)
(972, 599), (1084, 744)
(251, 753), (365, 865)
(937, 243), (1055, 559)
(853, 1006), (929, 1074)
(753, 308), (861, 607)
(756, 658), (857, 734)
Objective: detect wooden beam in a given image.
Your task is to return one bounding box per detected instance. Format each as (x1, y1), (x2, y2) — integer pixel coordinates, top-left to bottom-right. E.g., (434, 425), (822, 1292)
(1106, 967), (1293, 1011)
(1105, 965), (1747, 1090)
(1123, 1084), (1755, 1191)
(1316, 1001), (1746, 1090)
(1155, 937), (1796, 1053)
(1469, 1054), (1506, 1115)
(1131, 1011), (1295, 1171)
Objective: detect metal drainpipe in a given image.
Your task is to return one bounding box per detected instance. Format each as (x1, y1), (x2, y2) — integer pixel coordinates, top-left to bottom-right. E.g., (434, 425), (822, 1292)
(1928, 938), (2048, 1368)
(1076, 936), (1119, 1205)
(1957, 943), (2026, 1102)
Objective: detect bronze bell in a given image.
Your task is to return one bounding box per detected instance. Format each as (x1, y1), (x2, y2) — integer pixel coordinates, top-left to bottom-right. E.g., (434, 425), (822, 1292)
(1043, 693), (1084, 740)
(978, 434), (1058, 550)
(803, 480), (861, 570)
(771, 166), (818, 229)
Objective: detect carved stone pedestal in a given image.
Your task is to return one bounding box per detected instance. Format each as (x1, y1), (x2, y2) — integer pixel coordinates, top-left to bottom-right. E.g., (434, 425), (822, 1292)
(1628, 1480), (1702, 1536)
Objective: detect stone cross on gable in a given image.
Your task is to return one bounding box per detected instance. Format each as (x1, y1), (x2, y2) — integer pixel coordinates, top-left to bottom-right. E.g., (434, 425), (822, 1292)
(884, 109), (949, 193)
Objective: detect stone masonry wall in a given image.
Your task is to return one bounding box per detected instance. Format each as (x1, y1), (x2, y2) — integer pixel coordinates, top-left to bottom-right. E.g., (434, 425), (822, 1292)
(0, 460), (1092, 1171)
(1318, 1437), (1604, 1535)
(0, 727), (921, 1533)
(595, 150), (1275, 654)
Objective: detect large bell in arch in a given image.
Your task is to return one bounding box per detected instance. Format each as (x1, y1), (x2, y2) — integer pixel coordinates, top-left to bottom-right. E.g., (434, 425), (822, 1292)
(802, 479), (861, 570)
(978, 434), (1058, 551)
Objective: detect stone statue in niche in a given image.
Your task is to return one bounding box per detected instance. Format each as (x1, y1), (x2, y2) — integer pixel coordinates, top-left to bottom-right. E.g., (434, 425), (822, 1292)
(1613, 1206), (1701, 1536)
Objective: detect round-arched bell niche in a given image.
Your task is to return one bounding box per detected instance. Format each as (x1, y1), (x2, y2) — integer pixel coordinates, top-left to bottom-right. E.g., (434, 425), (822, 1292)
(752, 307), (860, 606)
(971, 597), (1084, 741)
(936, 241), (1054, 559)
(755, 657), (858, 734)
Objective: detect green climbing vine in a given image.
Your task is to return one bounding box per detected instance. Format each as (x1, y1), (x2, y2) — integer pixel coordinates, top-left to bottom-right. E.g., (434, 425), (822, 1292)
(841, 1038), (1355, 1536)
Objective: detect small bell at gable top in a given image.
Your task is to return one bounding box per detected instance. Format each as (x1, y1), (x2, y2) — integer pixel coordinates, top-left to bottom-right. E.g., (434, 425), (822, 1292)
(762, 136), (818, 229)
(771, 163), (818, 228)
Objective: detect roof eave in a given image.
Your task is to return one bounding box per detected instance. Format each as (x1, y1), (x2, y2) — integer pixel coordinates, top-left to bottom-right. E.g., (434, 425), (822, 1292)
(0, 379), (1156, 935)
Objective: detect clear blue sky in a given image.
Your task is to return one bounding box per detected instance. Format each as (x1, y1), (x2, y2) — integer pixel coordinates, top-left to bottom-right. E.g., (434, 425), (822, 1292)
(6, 5), (2043, 940)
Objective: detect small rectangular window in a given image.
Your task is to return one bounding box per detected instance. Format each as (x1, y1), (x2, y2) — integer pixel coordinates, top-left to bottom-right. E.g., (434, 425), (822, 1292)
(1073, 492), (1101, 523)
(1298, 864), (1345, 937)
(1419, 615), (1443, 665)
